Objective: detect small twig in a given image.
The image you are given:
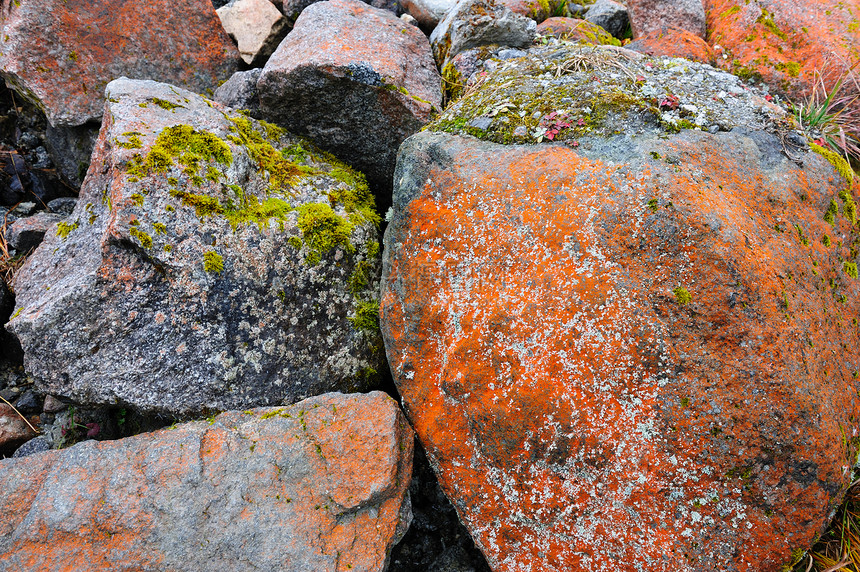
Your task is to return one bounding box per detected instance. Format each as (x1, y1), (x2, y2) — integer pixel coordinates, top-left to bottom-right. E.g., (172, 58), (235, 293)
(0, 394), (40, 434)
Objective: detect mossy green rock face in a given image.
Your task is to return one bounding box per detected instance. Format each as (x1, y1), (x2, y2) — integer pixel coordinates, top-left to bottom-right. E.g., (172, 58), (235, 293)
(8, 78), (384, 418)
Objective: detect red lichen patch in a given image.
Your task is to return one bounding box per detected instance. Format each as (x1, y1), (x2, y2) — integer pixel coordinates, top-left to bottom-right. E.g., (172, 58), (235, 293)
(706, 0), (860, 100)
(627, 26), (715, 63)
(0, 0), (240, 126)
(382, 131), (860, 571)
(536, 17), (620, 45)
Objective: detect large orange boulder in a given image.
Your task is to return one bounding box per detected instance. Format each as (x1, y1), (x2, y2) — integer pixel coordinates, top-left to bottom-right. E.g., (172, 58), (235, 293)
(382, 44), (860, 571)
(0, 392), (413, 571)
(0, 0), (240, 126)
(706, 0), (860, 99)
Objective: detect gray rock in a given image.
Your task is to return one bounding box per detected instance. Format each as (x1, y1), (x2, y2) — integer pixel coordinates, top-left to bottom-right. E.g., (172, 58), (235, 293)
(47, 197), (78, 216)
(5, 211), (65, 252)
(10, 434), (50, 457)
(258, 0), (440, 214)
(400, 0), (457, 30)
(584, 0), (629, 37)
(213, 69), (263, 118)
(44, 122), (99, 189)
(216, 0), (289, 66)
(8, 78), (384, 418)
(0, 392), (414, 572)
(429, 0), (537, 66)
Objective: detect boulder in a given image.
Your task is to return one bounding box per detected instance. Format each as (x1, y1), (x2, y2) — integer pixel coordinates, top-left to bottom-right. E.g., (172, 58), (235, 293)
(213, 69), (263, 118)
(382, 44), (860, 571)
(8, 78), (385, 418)
(583, 0), (628, 37)
(627, 26), (714, 63)
(707, 0), (860, 101)
(0, 392), (414, 572)
(400, 0), (457, 30)
(217, 0), (289, 66)
(536, 17), (621, 44)
(0, 0), (241, 126)
(0, 403), (37, 455)
(258, 0), (440, 213)
(627, 0), (705, 38)
(429, 0), (536, 67)
(5, 211), (65, 253)
(498, 0), (566, 24)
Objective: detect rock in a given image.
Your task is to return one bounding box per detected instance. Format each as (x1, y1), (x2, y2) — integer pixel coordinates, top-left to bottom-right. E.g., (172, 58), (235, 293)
(498, 0), (566, 24)
(258, 0), (440, 214)
(0, 0), (241, 126)
(46, 197), (78, 216)
(11, 389), (40, 414)
(217, 0), (289, 66)
(44, 122), (100, 189)
(213, 69), (263, 118)
(707, 0), (860, 100)
(536, 17), (620, 44)
(429, 0), (536, 67)
(10, 434), (49, 457)
(627, 0), (705, 38)
(4, 211), (65, 253)
(584, 0), (629, 37)
(627, 26), (714, 63)
(41, 395), (66, 413)
(0, 392), (414, 572)
(0, 403), (37, 455)
(8, 78), (385, 418)
(382, 44), (860, 570)
(400, 0), (456, 30)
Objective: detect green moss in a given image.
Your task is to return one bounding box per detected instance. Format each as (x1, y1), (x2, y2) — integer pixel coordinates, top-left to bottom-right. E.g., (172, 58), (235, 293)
(129, 227), (153, 249)
(349, 300), (380, 332)
(680, 397), (690, 407)
(204, 250), (224, 273)
(441, 62), (465, 105)
(117, 132), (143, 150)
(163, 244), (173, 252)
(673, 286), (692, 305)
(169, 188), (224, 218)
(153, 222), (166, 234)
(823, 234), (832, 246)
(348, 260), (371, 295)
(130, 193), (145, 207)
(227, 116), (307, 192)
(825, 198), (839, 225)
(127, 124), (232, 180)
(297, 203), (354, 265)
(647, 198), (658, 212)
(720, 5), (741, 18)
(840, 189), (857, 224)
(68, 51), (78, 62)
(151, 97), (184, 111)
(845, 261), (858, 279)
(811, 142), (855, 184)
(757, 11), (788, 40)
(56, 220), (79, 239)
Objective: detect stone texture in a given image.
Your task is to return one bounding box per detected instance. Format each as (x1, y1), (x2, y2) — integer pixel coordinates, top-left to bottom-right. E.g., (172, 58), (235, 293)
(258, 0), (440, 213)
(627, 0), (705, 38)
(707, 0), (860, 100)
(0, 391), (414, 572)
(382, 45), (860, 571)
(213, 69), (263, 118)
(429, 0), (536, 66)
(8, 78), (384, 418)
(0, 0), (241, 126)
(44, 123), (100, 189)
(584, 0), (629, 37)
(5, 211), (65, 253)
(498, 0), (566, 24)
(400, 0), (456, 30)
(536, 17), (620, 44)
(0, 403), (37, 455)
(217, 0), (289, 66)
(627, 26), (714, 63)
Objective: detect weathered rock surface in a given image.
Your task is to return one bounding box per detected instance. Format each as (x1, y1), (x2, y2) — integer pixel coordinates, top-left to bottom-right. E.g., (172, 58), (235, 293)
(429, 0), (536, 66)
(707, 0), (860, 100)
(627, 26), (714, 63)
(583, 0), (628, 37)
(382, 44), (860, 571)
(8, 78), (384, 417)
(536, 17), (620, 44)
(0, 403), (37, 455)
(213, 69), (263, 118)
(5, 211), (65, 253)
(498, 0), (565, 24)
(0, 391), (414, 572)
(400, 0), (455, 30)
(258, 0), (440, 212)
(217, 0), (289, 65)
(0, 0), (241, 126)
(627, 0), (705, 38)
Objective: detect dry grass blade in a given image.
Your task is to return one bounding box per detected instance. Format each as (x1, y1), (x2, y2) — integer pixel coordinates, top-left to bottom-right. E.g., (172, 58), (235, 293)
(552, 49), (637, 80)
(0, 394), (39, 434)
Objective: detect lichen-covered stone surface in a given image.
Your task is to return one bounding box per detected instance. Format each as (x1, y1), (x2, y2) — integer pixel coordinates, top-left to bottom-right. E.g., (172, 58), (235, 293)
(382, 45), (860, 571)
(258, 0), (440, 213)
(626, 26), (714, 64)
(628, 0), (705, 38)
(0, 0), (240, 126)
(8, 78), (384, 418)
(536, 17), (620, 45)
(707, 0), (860, 100)
(0, 391), (414, 572)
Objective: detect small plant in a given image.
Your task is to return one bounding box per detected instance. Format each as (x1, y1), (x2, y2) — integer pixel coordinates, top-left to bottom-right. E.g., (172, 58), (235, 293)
(672, 286), (692, 305)
(793, 60), (860, 167)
